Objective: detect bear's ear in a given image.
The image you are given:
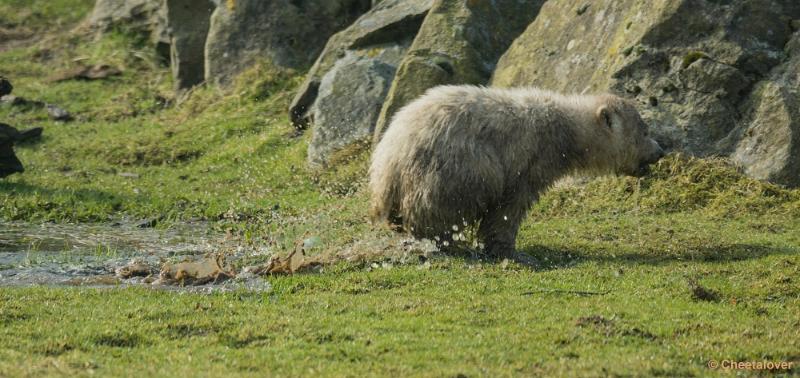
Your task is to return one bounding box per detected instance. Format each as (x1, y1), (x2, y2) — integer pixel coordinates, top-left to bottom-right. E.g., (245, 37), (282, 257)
(596, 106), (614, 131)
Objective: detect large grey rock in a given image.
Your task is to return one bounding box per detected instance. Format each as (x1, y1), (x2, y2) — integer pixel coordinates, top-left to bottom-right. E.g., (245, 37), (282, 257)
(88, 0), (169, 51)
(289, 0), (433, 128)
(165, 0), (215, 92)
(308, 46), (406, 168)
(492, 0), (800, 186)
(372, 0), (546, 140)
(729, 33), (800, 186)
(204, 0), (372, 87)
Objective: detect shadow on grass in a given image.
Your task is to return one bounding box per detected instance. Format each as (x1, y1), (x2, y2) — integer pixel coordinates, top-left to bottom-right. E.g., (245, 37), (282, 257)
(426, 241), (797, 272)
(518, 243), (798, 271)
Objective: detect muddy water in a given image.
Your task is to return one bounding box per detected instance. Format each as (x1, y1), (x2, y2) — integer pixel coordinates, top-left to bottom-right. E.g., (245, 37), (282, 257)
(0, 222), (272, 292)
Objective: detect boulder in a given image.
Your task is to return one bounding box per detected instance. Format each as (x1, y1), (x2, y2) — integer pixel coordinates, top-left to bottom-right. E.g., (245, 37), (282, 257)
(308, 46), (406, 168)
(491, 0), (800, 185)
(88, 0), (169, 55)
(729, 33), (800, 187)
(289, 0), (433, 128)
(372, 0), (546, 140)
(0, 124), (24, 178)
(204, 0), (372, 87)
(165, 0), (215, 92)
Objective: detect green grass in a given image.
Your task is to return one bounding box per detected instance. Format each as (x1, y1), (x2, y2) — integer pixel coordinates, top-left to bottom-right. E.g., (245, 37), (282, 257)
(1, 1), (799, 376)
(0, 0), (93, 37)
(2, 227), (799, 376)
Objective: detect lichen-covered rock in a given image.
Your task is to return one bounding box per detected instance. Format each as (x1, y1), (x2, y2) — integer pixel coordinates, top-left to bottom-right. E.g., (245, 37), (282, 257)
(491, 0), (800, 185)
(729, 33), (800, 186)
(165, 0), (215, 92)
(204, 0), (372, 87)
(88, 0), (169, 50)
(289, 0), (433, 128)
(371, 0), (546, 140)
(308, 46), (406, 168)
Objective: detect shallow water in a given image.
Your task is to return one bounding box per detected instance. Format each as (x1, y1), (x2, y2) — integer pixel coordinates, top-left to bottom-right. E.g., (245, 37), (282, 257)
(0, 221), (272, 292)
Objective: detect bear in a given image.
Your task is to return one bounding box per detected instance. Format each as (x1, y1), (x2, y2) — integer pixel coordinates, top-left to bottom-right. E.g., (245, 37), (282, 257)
(368, 85), (664, 262)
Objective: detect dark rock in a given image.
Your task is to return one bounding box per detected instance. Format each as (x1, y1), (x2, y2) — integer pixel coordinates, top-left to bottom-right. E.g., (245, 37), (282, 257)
(166, 0), (215, 92)
(0, 76), (12, 97)
(290, 0), (433, 128)
(0, 123), (24, 178)
(0, 123), (20, 140)
(308, 46), (406, 168)
(373, 0), (547, 140)
(204, 0), (372, 87)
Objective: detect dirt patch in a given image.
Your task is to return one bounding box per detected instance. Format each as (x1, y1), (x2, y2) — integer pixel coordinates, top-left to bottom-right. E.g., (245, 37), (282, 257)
(688, 279), (721, 302)
(0, 26), (35, 53)
(576, 315), (658, 341)
(115, 259), (155, 278)
(156, 255), (235, 286)
(49, 64), (122, 82)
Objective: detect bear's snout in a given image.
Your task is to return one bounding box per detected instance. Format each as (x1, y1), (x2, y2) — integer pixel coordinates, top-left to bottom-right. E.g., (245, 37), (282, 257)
(634, 139), (664, 177)
(648, 139), (665, 164)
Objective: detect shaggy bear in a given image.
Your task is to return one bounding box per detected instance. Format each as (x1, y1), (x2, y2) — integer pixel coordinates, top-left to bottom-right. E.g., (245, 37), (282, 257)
(369, 86), (664, 260)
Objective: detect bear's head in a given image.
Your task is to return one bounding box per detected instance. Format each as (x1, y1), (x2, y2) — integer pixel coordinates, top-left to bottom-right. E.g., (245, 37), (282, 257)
(596, 98), (664, 177)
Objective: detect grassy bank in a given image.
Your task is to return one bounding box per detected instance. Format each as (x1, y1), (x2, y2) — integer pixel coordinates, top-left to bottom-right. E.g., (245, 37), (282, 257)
(1, 0), (799, 376)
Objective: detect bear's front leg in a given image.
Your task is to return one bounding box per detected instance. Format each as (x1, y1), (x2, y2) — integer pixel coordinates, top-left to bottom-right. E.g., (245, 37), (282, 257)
(478, 194), (539, 266)
(479, 209), (528, 261)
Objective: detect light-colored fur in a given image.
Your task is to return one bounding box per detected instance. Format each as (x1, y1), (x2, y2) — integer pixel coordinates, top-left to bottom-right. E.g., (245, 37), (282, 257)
(369, 85), (663, 257)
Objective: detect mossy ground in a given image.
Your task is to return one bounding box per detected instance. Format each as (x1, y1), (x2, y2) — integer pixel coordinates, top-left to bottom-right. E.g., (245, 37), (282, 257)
(1, 1), (799, 376)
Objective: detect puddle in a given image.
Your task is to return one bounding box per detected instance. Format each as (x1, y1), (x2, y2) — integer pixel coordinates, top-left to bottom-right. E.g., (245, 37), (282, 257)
(0, 221), (272, 293)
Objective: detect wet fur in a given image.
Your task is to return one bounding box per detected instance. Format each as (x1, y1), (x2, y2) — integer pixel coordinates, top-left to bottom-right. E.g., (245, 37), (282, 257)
(369, 86), (663, 257)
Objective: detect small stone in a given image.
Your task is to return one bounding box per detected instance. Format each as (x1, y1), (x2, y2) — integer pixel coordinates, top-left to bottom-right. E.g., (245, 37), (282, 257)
(1, 95), (30, 107)
(46, 104), (72, 121)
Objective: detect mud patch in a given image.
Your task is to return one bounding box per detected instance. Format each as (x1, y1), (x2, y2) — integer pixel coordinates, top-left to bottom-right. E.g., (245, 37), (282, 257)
(0, 221), (441, 293)
(0, 221), (230, 288)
